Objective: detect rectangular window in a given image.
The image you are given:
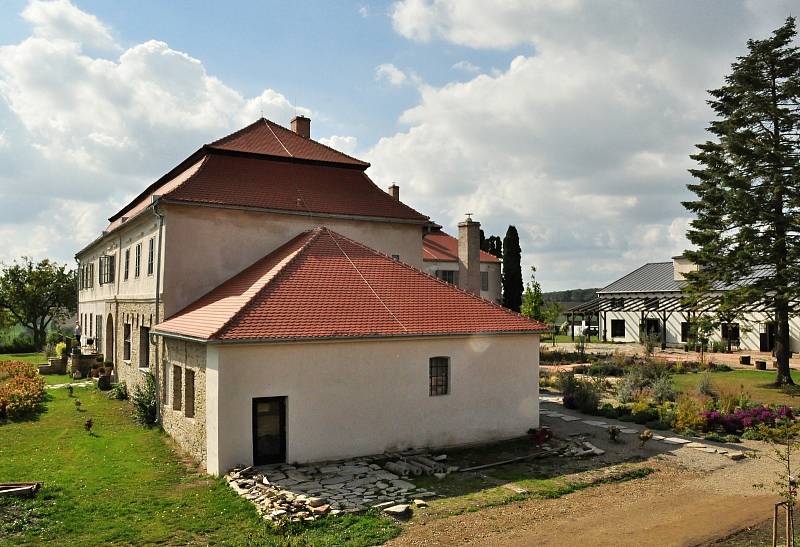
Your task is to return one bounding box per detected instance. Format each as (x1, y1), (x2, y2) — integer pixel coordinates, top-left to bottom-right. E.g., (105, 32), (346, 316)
(135, 243), (141, 278)
(87, 263), (94, 288)
(721, 323), (740, 343)
(611, 319), (625, 338)
(124, 248), (130, 280)
(139, 326), (150, 369)
(99, 255), (115, 285)
(429, 357), (450, 396)
(78, 266), (84, 290)
(123, 323), (131, 361)
(436, 270), (458, 285)
(480, 271), (489, 291)
(184, 369), (195, 418)
(681, 322), (691, 342)
(147, 238), (155, 275)
(172, 365), (183, 411)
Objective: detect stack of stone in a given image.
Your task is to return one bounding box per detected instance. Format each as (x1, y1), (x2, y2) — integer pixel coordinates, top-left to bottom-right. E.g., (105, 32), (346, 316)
(225, 454), (442, 522)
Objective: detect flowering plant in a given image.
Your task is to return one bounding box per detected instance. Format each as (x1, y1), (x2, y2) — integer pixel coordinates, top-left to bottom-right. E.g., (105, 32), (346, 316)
(701, 405), (792, 433)
(0, 361), (45, 420)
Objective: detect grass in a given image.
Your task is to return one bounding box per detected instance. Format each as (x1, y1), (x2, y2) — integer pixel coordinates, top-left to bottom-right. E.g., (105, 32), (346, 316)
(0, 387), (400, 546)
(0, 353), (45, 365)
(673, 369), (800, 406)
(40, 374), (72, 386)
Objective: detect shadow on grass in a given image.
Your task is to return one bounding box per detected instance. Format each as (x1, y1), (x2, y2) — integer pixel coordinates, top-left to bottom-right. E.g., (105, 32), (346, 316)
(0, 392), (53, 426)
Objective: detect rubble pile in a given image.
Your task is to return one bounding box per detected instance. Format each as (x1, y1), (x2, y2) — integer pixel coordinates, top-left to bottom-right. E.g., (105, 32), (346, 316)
(225, 451), (448, 522)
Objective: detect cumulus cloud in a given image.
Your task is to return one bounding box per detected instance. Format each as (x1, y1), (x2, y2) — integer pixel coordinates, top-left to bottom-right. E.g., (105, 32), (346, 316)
(319, 135), (359, 156)
(0, 0), (309, 265)
(452, 60), (480, 74)
(370, 0), (798, 289)
(375, 63), (408, 86)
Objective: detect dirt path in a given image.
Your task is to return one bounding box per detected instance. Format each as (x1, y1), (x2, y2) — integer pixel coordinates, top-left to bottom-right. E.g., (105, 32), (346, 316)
(387, 458), (781, 546)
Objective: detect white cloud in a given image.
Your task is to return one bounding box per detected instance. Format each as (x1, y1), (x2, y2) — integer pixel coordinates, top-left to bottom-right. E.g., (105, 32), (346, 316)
(319, 135), (358, 156)
(372, 0), (798, 289)
(452, 60), (479, 74)
(22, 0), (118, 53)
(358, 5), (369, 18)
(375, 63), (408, 86)
(0, 0), (310, 265)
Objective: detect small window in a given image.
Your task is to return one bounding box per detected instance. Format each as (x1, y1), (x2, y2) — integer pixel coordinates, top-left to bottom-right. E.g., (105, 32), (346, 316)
(721, 323), (740, 343)
(172, 365), (183, 411)
(147, 238), (155, 275)
(139, 327), (150, 369)
(480, 271), (489, 292)
(611, 319), (625, 338)
(124, 248), (130, 280)
(429, 357), (450, 396)
(123, 323), (131, 361)
(681, 322), (691, 342)
(436, 270), (458, 285)
(184, 369), (195, 418)
(135, 243), (141, 278)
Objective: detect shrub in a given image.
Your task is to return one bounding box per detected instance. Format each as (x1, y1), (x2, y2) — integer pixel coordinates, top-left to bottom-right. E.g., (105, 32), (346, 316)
(702, 405), (792, 434)
(131, 373), (158, 426)
(645, 420), (670, 431)
(741, 428), (765, 441)
(0, 334), (36, 354)
(560, 372), (602, 414)
(631, 401), (659, 425)
(696, 372), (716, 397)
(55, 341), (67, 357)
(0, 361), (46, 420)
(110, 382), (128, 401)
(673, 395), (706, 432)
(651, 373), (676, 403)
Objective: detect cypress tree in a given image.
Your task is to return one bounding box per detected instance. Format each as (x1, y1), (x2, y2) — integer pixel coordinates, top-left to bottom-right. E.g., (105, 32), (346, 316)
(502, 225), (523, 312)
(683, 17), (800, 386)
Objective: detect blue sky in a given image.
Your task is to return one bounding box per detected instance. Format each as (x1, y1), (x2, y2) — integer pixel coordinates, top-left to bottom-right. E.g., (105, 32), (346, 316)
(0, 1), (796, 290)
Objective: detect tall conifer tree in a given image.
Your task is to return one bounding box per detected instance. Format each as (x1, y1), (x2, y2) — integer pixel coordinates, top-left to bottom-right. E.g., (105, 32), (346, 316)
(683, 17), (800, 385)
(502, 226), (523, 312)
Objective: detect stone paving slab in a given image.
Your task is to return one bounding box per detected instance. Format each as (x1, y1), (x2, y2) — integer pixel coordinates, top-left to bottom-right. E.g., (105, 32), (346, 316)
(662, 437), (692, 445)
(582, 420), (608, 427)
(619, 428), (639, 434)
(560, 415), (583, 422)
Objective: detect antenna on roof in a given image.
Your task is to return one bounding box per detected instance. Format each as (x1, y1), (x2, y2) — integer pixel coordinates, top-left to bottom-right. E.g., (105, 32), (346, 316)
(465, 212), (473, 222)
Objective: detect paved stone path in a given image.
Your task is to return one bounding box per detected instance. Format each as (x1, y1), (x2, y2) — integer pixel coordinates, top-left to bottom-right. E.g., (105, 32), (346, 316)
(46, 381), (91, 389)
(539, 395), (746, 460)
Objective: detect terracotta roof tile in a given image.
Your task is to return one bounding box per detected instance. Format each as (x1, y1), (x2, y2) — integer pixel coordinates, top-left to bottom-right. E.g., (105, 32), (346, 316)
(423, 230), (500, 263)
(162, 154), (428, 222)
(154, 227), (546, 342)
(209, 118), (369, 168)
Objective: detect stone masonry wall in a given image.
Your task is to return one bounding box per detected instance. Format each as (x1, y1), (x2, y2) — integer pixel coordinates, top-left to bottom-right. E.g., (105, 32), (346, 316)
(111, 301), (162, 394)
(161, 338), (207, 466)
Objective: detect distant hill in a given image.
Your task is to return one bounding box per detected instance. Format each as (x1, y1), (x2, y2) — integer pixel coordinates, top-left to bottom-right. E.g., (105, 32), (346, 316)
(543, 288), (598, 304)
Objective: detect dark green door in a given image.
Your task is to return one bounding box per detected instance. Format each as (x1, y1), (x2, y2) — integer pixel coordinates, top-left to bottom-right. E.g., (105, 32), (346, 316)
(252, 397), (286, 465)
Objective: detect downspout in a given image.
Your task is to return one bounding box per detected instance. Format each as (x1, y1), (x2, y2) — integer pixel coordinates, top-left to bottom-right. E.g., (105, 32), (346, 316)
(152, 197), (165, 421)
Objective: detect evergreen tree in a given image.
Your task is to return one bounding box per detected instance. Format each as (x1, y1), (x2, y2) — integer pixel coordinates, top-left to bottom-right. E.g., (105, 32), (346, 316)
(521, 266), (544, 321)
(480, 229), (487, 252)
(683, 17), (800, 385)
(487, 236), (503, 259)
(502, 226), (523, 311)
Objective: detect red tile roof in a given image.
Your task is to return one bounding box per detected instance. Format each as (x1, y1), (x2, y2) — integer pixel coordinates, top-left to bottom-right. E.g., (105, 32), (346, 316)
(423, 230), (501, 263)
(154, 227), (546, 342)
(161, 153), (428, 222)
(209, 118), (370, 168)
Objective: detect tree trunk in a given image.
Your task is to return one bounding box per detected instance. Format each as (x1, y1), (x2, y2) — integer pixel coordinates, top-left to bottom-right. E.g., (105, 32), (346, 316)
(774, 304), (793, 386)
(32, 327), (45, 352)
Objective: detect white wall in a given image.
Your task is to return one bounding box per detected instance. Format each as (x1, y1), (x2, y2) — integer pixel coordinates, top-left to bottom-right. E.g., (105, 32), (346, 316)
(422, 260), (502, 303)
(163, 204), (424, 316)
(206, 334), (539, 475)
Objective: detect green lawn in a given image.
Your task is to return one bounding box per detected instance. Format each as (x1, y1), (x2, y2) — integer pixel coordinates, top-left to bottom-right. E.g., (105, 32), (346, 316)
(673, 369), (800, 406)
(0, 353), (45, 365)
(0, 387), (399, 546)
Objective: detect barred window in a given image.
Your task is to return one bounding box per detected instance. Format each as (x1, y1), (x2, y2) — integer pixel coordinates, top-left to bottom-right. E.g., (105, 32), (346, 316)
(429, 357), (450, 396)
(184, 369), (195, 418)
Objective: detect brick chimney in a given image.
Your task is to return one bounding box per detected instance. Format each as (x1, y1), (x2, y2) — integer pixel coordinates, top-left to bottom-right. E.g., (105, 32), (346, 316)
(290, 115), (310, 138)
(388, 183), (400, 201)
(458, 214), (481, 295)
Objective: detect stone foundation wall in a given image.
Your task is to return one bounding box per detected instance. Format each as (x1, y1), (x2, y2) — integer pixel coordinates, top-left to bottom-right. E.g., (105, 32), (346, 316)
(110, 300), (162, 393)
(161, 338), (207, 466)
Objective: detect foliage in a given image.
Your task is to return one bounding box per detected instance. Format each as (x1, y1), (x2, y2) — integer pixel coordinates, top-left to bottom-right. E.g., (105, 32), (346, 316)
(480, 232), (503, 260)
(501, 225), (523, 312)
(558, 372), (602, 414)
(131, 373), (157, 426)
(650, 374), (676, 404)
(673, 395), (707, 432)
(682, 17), (800, 386)
(0, 258), (77, 350)
(701, 405), (792, 434)
(54, 341), (66, 358)
(109, 382), (128, 401)
(752, 420), (800, 507)
(0, 334), (35, 354)
(641, 333), (658, 357)
(696, 372), (716, 397)
(520, 266), (545, 321)
(0, 361), (46, 420)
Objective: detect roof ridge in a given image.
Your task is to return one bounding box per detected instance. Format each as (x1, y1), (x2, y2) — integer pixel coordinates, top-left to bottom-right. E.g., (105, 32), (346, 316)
(207, 118), (264, 147)
(324, 229), (546, 327)
(266, 119), (369, 167)
(263, 118), (293, 157)
(161, 153), (212, 202)
(207, 229), (322, 339)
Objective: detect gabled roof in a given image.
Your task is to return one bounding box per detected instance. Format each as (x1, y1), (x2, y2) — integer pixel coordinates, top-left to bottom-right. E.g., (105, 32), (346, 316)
(160, 153), (428, 222)
(208, 118), (370, 168)
(598, 262), (683, 294)
(423, 230), (501, 263)
(153, 227), (546, 342)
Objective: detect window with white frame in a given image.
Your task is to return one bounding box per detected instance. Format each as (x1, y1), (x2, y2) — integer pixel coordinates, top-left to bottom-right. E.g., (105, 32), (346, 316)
(124, 248), (130, 280)
(147, 238), (155, 275)
(134, 243), (141, 278)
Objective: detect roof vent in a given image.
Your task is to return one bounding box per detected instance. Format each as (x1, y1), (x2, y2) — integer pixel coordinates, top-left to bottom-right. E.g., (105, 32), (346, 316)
(290, 115), (310, 138)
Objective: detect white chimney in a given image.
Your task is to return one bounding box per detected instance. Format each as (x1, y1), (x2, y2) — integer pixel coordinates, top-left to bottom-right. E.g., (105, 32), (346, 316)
(458, 214), (481, 295)
(672, 255), (698, 281)
(290, 115), (310, 138)
(388, 183), (400, 201)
